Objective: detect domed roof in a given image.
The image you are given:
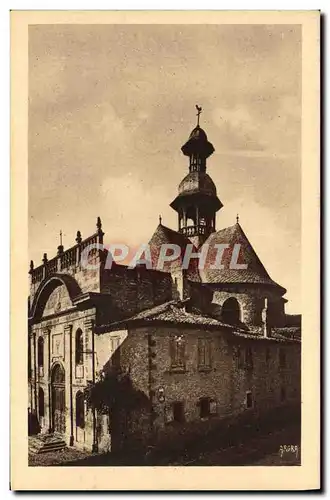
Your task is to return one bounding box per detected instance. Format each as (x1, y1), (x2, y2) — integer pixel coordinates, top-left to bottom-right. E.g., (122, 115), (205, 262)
(181, 125), (215, 158)
(188, 126), (208, 141)
(178, 171), (217, 197)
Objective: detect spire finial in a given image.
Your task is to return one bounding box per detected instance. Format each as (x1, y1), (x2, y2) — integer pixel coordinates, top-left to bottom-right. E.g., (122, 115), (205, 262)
(236, 214), (239, 224)
(159, 214), (162, 225)
(60, 229), (63, 246)
(30, 260), (34, 272)
(195, 104), (202, 127)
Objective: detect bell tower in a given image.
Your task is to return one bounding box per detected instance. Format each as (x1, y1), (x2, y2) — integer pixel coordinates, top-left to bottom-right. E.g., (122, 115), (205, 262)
(170, 107), (223, 248)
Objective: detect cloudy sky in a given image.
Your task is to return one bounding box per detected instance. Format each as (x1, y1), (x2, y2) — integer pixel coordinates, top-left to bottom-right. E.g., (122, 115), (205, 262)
(29, 24), (301, 313)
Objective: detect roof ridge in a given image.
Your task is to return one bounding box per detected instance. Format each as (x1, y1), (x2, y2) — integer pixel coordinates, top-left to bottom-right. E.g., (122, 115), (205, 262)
(233, 223), (271, 279)
(201, 222), (285, 292)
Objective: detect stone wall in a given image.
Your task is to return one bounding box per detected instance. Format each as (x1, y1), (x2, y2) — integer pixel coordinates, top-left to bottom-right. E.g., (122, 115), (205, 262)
(211, 285), (286, 327)
(106, 323), (301, 451)
(99, 265), (173, 323)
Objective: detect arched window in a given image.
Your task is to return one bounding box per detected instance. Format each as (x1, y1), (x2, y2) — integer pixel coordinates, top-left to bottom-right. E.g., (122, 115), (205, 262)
(75, 329), (83, 365)
(51, 363), (65, 385)
(221, 297), (241, 325)
(38, 387), (44, 417)
(37, 337), (44, 368)
(76, 391), (85, 429)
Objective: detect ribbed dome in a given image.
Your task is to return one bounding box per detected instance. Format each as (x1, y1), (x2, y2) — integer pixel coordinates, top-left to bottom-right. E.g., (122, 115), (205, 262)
(178, 171), (217, 197)
(189, 126), (208, 141)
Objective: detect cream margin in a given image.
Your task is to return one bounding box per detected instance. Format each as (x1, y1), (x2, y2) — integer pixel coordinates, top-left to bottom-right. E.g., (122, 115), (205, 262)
(10, 10), (320, 491)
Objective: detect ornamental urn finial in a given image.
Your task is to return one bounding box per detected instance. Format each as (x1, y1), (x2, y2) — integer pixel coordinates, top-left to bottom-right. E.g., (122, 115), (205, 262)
(76, 230), (82, 244)
(97, 216), (102, 232)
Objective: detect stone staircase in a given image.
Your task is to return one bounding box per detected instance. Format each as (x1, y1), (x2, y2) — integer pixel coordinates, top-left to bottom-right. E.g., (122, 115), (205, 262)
(29, 433), (67, 454)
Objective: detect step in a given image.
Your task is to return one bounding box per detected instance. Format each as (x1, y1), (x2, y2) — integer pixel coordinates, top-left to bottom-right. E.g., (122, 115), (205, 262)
(30, 447), (64, 454)
(41, 440), (66, 448)
(29, 434), (67, 454)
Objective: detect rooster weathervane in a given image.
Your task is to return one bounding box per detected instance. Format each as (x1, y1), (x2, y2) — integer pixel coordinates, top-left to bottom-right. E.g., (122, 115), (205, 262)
(196, 105), (202, 126)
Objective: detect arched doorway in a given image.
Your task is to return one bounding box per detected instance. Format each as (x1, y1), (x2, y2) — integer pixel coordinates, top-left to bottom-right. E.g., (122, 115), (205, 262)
(51, 363), (66, 434)
(221, 297), (241, 325)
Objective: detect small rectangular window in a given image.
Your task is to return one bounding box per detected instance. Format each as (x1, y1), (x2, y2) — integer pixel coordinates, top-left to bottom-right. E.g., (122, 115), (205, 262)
(246, 391), (253, 409)
(75, 330), (84, 365)
(234, 345), (244, 369)
(173, 401), (185, 423)
(199, 397), (210, 418)
(170, 336), (185, 370)
(198, 338), (211, 370)
(280, 386), (286, 402)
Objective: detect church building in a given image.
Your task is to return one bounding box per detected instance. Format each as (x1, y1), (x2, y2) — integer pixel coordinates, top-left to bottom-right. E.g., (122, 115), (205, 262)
(28, 111), (301, 454)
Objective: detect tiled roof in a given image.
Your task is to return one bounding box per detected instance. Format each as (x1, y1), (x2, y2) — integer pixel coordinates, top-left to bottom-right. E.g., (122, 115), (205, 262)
(97, 300), (300, 344)
(98, 300), (233, 331)
(200, 223), (286, 293)
(232, 331), (300, 343)
(272, 327), (301, 340)
(148, 224), (201, 281)
(126, 300), (231, 327)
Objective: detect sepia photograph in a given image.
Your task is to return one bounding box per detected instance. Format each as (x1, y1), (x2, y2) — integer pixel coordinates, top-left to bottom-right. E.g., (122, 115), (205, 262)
(11, 10), (320, 491)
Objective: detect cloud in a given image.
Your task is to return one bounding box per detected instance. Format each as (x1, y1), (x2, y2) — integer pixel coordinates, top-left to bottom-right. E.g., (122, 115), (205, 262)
(100, 173), (177, 246)
(212, 105), (266, 152)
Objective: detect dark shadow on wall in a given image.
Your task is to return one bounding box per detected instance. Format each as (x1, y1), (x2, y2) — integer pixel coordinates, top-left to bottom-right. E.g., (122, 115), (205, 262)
(57, 402), (301, 467)
(28, 410), (41, 436)
(84, 366), (151, 456)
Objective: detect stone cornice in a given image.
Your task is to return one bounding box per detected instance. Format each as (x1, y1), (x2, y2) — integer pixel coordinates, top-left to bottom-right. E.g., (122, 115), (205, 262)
(84, 318), (94, 330)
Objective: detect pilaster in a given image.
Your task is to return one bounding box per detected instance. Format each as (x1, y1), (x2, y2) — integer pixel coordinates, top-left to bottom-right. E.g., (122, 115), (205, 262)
(64, 324), (74, 446)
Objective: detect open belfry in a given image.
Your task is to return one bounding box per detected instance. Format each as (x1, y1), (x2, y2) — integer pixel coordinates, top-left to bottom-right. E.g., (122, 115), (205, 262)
(28, 110), (301, 454)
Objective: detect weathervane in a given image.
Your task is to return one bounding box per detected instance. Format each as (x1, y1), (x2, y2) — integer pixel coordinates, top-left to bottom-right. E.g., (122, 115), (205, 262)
(195, 105), (202, 126)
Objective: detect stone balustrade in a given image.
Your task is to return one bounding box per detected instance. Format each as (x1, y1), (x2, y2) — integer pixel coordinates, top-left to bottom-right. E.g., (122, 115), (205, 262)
(29, 218), (104, 286)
